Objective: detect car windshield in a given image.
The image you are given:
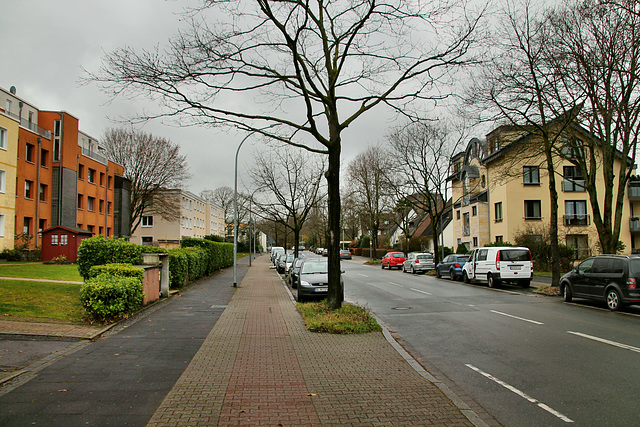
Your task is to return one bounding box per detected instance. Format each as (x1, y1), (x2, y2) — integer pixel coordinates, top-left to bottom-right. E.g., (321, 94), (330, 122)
(457, 256), (470, 262)
(417, 254), (433, 260)
(301, 261), (329, 274)
(286, 255), (295, 262)
(392, 253), (404, 258)
(500, 250), (530, 261)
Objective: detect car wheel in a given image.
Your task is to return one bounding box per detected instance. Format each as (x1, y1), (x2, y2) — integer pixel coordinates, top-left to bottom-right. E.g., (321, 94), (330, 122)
(402, 264), (407, 273)
(435, 269), (441, 278)
(488, 274), (500, 288)
(411, 265), (416, 274)
(449, 269), (456, 280)
(521, 280), (531, 288)
(297, 289), (306, 302)
(562, 283), (572, 303)
(463, 271), (470, 283)
(606, 288), (622, 311)
(381, 263), (385, 269)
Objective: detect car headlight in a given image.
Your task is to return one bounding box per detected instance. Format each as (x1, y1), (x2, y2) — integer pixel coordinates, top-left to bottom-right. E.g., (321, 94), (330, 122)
(300, 281), (311, 287)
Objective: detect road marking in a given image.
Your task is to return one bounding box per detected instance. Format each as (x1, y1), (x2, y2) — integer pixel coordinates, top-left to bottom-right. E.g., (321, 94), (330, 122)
(388, 282), (403, 288)
(490, 310), (544, 325)
(466, 364), (574, 423)
(410, 288), (432, 295)
(567, 331), (640, 354)
(358, 273), (369, 278)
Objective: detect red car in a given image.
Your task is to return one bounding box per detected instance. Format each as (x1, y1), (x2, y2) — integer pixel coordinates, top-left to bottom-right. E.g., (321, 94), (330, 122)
(381, 252), (406, 270)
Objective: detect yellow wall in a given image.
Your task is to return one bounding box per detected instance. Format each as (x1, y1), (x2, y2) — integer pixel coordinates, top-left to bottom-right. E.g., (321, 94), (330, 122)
(0, 114), (18, 250)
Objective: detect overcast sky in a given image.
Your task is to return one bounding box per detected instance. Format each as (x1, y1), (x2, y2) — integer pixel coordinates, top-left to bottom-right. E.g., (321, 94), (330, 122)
(0, 0), (397, 196)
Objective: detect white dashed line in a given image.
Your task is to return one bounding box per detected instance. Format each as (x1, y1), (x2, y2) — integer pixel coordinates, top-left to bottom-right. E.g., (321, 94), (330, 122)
(567, 331), (640, 353)
(410, 288), (432, 295)
(490, 310), (544, 325)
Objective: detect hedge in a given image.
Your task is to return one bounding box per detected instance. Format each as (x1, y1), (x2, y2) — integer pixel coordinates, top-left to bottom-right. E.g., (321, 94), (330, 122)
(80, 273), (144, 322)
(181, 238), (234, 274)
(88, 263), (145, 282)
(77, 236), (143, 280)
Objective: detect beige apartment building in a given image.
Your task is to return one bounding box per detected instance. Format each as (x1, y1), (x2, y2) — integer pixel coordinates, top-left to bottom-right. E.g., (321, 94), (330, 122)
(130, 190), (225, 247)
(0, 112), (18, 250)
(450, 124), (639, 259)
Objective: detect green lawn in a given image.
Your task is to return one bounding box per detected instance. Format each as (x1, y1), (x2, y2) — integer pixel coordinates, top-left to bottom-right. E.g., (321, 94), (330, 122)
(0, 263), (83, 282)
(0, 279), (85, 322)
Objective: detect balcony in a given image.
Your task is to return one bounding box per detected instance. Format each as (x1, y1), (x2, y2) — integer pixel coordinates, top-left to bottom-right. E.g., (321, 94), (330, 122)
(4, 110), (52, 139)
(564, 214), (590, 226)
(628, 181), (640, 201)
(631, 217), (640, 233)
(82, 147), (108, 165)
(562, 179), (585, 192)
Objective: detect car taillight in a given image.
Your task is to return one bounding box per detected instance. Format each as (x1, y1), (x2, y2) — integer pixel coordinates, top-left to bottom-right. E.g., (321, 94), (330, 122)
(628, 278), (636, 290)
(454, 263), (461, 268)
(496, 250), (501, 270)
(415, 259), (420, 263)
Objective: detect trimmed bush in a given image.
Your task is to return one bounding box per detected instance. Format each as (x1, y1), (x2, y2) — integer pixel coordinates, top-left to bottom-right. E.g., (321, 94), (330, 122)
(77, 236), (143, 280)
(182, 238), (233, 274)
(80, 273), (144, 322)
(88, 263), (145, 282)
(167, 248), (189, 288)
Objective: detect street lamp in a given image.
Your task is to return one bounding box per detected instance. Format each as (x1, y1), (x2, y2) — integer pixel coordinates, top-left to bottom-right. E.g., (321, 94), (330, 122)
(233, 132), (255, 288)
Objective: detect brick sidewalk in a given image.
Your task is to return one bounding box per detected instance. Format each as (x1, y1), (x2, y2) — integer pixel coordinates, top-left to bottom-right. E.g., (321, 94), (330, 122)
(148, 256), (485, 426)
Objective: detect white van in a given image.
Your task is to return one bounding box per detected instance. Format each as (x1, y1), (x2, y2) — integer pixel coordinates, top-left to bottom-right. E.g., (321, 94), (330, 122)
(462, 246), (533, 288)
(270, 247), (285, 264)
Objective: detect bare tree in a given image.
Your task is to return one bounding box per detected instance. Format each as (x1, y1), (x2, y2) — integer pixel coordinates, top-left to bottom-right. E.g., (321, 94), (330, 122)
(250, 145), (325, 258)
(91, 1), (481, 308)
(347, 146), (395, 255)
(464, 0), (578, 286)
(102, 127), (190, 235)
(388, 121), (462, 263)
(548, 0), (640, 254)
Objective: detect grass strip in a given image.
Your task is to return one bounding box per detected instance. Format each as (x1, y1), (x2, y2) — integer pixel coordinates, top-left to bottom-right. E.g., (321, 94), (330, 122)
(297, 300), (382, 334)
(0, 263), (83, 282)
(0, 280), (85, 322)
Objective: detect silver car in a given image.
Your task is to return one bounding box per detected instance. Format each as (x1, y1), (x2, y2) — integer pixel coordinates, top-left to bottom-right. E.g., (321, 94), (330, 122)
(402, 252), (435, 274)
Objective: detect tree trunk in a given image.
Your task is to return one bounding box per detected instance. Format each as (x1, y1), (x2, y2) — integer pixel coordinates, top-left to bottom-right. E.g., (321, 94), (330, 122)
(326, 142), (343, 309)
(545, 146), (561, 287)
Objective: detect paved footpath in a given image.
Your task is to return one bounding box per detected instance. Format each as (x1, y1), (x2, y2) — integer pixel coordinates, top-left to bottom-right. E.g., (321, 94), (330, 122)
(1, 255), (495, 426)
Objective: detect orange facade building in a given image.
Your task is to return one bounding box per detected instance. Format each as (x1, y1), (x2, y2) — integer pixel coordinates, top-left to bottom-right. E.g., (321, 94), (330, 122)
(2, 86), (130, 253)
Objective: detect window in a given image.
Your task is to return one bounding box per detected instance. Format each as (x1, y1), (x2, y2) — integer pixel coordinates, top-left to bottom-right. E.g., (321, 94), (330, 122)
(472, 206), (477, 216)
(23, 217), (31, 235)
(24, 180), (33, 199)
(77, 194), (83, 209)
(142, 215), (154, 227)
(565, 200), (588, 226)
(100, 172), (105, 186)
(523, 166), (540, 185)
(0, 215), (4, 237)
(53, 120), (61, 161)
(524, 200), (542, 220)
(563, 166), (585, 192)
(60, 234), (68, 246)
(0, 170), (5, 193)
(107, 201), (112, 214)
(0, 127), (7, 150)
(99, 199), (104, 213)
(495, 202), (503, 222)
(478, 249), (488, 261)
(51, 234), (59, 246)
(87, 196), (95, 212)
(40, 149), (48, 167)
(87, 225), (94, 234)
(141, 236), (153, 246)
(39, 184), (47, 202)
(107, 175), (112, 189)
(566, 234), (589, 259)
(473, 237), (478, 247)
(78, 164), (84, 180)
(88, 168), (96, 183)
(496, 235), (503, 243)
(39, 219), (46, 237)
(26, 143), (34, 162)
(456, 210), (461, 220)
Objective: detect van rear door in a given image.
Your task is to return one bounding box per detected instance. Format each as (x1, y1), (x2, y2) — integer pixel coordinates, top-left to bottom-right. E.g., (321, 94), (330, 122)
(497, 249), (532, 280)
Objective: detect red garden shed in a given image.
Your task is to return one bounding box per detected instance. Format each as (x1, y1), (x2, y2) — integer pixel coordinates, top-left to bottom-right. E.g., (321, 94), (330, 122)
(41, 226), (93, 262)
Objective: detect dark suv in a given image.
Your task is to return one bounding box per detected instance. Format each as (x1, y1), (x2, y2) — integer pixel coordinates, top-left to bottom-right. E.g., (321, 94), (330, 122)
(560, 255), (640, 311)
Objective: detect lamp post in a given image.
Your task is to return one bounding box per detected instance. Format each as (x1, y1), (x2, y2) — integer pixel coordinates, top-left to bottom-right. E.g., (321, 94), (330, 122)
(233, 132), (254, 288)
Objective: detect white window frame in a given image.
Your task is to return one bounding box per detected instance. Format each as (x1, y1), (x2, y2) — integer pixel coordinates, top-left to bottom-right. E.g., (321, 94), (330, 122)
(51, 234), (58, 245)
(0, 127), (7, 150)
(142, 215), (154, 227)
(0, 215), (4, 237)
(87, 196), (95, 212)
(60, 234), (68, 246)
(0, 170), (5, 193)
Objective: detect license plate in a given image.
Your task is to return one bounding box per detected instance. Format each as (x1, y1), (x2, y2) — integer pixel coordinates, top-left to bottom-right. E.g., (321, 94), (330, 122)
(314, 287), (328, 293)
(510, 265), (521, 270)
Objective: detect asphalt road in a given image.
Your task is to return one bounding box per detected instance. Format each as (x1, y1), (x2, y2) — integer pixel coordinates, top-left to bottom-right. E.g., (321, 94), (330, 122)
(341, 257), (640, 427)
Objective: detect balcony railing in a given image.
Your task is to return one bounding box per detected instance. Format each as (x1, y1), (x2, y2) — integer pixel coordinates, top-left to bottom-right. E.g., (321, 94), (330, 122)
(82, 147), (108, 165)
(4, 110), (52, 139)
(628, 182), (640, 201)
(631, 217), (640, 233)
(562, 179), (585, 192)
(564, 214), (590, 226)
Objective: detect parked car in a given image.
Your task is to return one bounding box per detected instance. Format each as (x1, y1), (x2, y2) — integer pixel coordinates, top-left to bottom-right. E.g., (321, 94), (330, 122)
(381, 252), (406, 270)
(322, 248), (328, 257)
(271, 246), (285, 264)
(283, 253), (296, 275)
(402, 252), (434, 274)
(462, 246), (533, 288)
(276, 252), (289, 273)
(315, 248), (324, 255)
(288, 257), (305, 288)
(297, 258), (344, 302)
(435, 254), (470, 281)
(560, 255), (640, 311)
(339, 249), (352, 260)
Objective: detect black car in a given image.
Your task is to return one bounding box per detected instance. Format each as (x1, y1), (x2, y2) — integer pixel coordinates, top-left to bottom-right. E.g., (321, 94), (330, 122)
(560, 255), (640, 311)
(288, 257), (305, 288)
(296, 258), (344, 302)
